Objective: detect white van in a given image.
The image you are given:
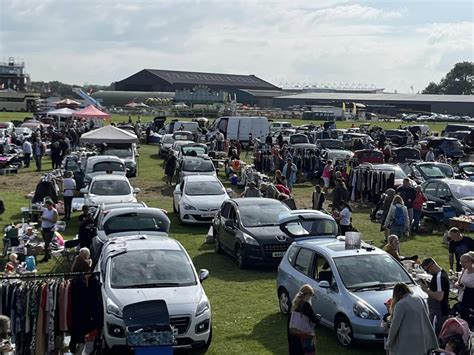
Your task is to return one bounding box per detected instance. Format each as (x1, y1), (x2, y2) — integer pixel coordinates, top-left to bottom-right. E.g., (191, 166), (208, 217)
(213, 116), (269, 145)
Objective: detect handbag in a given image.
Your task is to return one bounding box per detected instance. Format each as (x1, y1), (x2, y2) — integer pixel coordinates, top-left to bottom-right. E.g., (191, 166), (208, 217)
(289, 311), (314, 336)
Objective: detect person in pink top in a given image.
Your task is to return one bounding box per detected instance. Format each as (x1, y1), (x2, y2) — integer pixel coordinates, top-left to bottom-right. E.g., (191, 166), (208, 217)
(321, 160), (333, 193)
(412, 185), (426, 233)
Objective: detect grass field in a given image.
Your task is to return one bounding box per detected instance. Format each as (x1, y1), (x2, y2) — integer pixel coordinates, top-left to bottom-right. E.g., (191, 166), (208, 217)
(0, 112), (452, 354)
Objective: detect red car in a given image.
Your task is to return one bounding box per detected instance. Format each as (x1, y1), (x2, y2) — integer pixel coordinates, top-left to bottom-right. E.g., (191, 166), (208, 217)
(354, 149), (384, 164)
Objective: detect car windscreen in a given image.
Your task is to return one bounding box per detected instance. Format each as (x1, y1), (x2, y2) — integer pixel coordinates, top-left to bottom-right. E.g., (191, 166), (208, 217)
(396, 149), (421, 161)
(92, 162), (125, 173)
(182, 146), (208, 156)
(334, 254), (412, 290)
(417, 164), (453, 179)
(282, 123), (292, 128)
(444, 140), (463, 149)
(320, 140), (344, 149)
(104, 213), (169, 234)
(281, 219), (338, 237)
(110, 249), (196, 288)
(103, 149), (133, 159)
(448, 183), (474, 200)
(182, 159), (214, 172)
(239, 203), (289, 227)
(185, 181), (224, 195)
(90, 180), (131, 195)
(290, 135), (309, 144)
(462, 166), (474, 174)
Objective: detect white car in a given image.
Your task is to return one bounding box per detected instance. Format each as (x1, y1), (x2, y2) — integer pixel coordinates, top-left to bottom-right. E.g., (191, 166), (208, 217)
(179, 157), (217, 181)
(97, 236), (212, 352)
(81, 175), (139, 206)
(83, 156), (126, 185)
(159, 134), (175, 157)
(173, 175), (231, 224)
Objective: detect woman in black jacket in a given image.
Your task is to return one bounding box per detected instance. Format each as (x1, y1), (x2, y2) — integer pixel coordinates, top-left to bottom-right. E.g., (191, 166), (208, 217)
(288, 284), (321, 355)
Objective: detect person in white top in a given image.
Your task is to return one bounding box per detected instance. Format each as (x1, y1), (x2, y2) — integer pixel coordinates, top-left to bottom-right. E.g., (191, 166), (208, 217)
(336, 201), (352, 235)
(425, 148), (435, 162)
(62, 171), (76, 220)
(22, 139), (32, 168)
(40, 199), (58, 263)
(454, 252), (474, 323)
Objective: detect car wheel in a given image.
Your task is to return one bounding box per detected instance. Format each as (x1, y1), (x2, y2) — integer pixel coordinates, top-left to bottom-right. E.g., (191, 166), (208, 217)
(335, 315), (354, 347)
(278, 288), (291, 316)
(235, 245), (247, 269)
(214, 233), (222, 254)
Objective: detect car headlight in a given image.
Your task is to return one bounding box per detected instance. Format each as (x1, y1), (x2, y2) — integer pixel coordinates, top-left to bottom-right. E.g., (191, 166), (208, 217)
(106, 298), (122, 318)
(353, 301), (379, 320)
(183, 203), (197, 210)
(195, 299), (210, 317)
(243, 233), (259, 246)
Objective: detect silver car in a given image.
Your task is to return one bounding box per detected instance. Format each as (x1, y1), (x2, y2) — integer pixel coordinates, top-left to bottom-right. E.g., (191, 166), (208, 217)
(277, 215), (424, 347)
(422, 178), (474, 215)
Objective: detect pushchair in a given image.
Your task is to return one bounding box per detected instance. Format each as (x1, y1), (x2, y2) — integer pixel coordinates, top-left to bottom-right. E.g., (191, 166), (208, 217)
(431, 317), (473, 355)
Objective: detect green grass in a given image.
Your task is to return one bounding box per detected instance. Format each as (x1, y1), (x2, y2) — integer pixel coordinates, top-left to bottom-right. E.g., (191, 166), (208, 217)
(0, 112), (452, 354)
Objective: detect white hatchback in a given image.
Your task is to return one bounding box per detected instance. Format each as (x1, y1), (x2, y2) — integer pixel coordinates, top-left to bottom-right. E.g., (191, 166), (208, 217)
(97, 236), (211, 352)
(81, 175), (139, 207)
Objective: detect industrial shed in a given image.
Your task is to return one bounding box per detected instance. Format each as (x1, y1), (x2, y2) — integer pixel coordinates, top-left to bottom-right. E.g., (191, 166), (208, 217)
(113, 69), (280, 93)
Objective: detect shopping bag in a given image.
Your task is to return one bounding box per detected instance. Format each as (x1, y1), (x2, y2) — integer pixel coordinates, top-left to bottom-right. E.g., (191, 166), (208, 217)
(289, 311), (314, 335)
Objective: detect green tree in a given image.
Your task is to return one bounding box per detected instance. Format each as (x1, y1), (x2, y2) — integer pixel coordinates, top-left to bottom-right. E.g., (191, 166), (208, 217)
(423, 61), (474, 95)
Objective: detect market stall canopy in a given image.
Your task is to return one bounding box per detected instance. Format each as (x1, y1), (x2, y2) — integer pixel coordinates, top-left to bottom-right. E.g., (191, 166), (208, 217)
(125, 102), (149, 108)
(54, 98), (81, 106)
(80, 125), (138, 144)
(72, 105), (111, 120)
(46, 107), (76, 117)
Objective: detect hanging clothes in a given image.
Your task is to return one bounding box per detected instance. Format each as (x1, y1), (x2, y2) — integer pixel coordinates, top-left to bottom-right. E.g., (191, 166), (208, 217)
(32, 180), (58, 204)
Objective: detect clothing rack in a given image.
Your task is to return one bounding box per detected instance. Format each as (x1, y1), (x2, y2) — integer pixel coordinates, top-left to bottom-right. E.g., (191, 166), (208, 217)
(0, 271), (99, 280)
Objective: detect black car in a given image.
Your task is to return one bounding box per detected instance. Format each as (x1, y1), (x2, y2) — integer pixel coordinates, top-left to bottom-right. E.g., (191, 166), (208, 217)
(212, 198), (338, 268)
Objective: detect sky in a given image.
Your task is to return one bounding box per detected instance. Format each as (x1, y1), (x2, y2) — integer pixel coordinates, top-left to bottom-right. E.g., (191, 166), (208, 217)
(0, 0), (473, 93)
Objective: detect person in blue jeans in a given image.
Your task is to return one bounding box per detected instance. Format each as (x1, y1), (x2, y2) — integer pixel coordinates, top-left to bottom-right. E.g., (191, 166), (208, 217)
(384, 195), (410, 239)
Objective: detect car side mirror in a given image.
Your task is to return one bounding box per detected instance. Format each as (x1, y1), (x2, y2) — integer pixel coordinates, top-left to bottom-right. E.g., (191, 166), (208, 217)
(80, 188), (88, 194)
(319, 280), (330, 288)
(226, 188), (233, 196)
(199, 269), (209, 282)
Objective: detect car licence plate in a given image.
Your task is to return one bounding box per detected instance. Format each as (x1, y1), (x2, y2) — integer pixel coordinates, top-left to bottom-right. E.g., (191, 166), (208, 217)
(201, 212), (215, 218)
(272, 252), (285, 258)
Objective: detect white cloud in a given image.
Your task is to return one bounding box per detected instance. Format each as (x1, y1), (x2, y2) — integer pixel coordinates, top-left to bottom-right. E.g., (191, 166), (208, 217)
(0, 0), (472, 93)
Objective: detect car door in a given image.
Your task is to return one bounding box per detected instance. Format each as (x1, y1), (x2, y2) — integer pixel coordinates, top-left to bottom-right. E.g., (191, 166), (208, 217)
(290, 247), (317, 303)
(173, 180), (185, 210)
(436, 182), (455, 208)
(215, 202), (231, 249)
(422, 181), (439, 202)
(221, 205), (238, 252)
(310, 252), (339, 327)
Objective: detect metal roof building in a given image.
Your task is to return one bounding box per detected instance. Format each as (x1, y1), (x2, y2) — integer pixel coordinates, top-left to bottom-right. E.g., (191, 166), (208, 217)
(273, 92), (474, 116)
(114, 69), (280, 92)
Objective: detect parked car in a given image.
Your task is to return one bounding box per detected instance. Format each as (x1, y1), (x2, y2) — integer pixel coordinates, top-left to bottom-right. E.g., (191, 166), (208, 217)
(213, 203), (338, 268)
(13, 127), (33, 144)
(384, 129), (412, 146)
(170, 140), (194, 156)
(316, 139), (345, 151)
(269, 121), (293, 134)
(392, 147), (421, 164)
(179, 143), (208, 159)
(159, 134), (175, 157)
(457, 162), (474, 181)
(83, 156), (126, 185)
(97, 236), (212, 352)
(173, 175), (231, 224)
(272, 129), (296, 145)
(289, 133), (309, 145)
(101, 147), (138, 178)
(321, 149), (354, 163)
(178, 156), (217, 181)
(354, 149), (384, 164)
(342, 133), (373, 150)
(81, 175), (139, 207)
(277, 228), (425, 347)
(402, 162), (454, 185)
(423, 137), (464, 160)
(359, 163), (415, 188)
(441, 123), (474, 137)
(421, 179), (474, 215)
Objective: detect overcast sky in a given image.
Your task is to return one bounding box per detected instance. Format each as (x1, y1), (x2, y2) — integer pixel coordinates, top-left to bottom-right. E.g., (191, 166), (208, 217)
(1, 0), (473, 92)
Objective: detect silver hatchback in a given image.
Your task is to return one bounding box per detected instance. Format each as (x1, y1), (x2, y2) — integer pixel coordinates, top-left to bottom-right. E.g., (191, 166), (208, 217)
(276, 228), (425, 347)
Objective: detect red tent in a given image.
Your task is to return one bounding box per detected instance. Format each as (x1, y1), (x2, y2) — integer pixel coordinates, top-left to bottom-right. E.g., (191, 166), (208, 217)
(72, 105), (110, 120)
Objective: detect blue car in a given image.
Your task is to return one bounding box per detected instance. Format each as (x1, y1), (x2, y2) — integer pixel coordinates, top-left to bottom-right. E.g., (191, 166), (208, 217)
(276, 212), (425, 347)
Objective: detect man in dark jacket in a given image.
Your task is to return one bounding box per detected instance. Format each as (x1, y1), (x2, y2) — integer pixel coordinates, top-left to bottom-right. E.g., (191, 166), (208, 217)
(397, 178), (416, 229)
(332, 178), (349, 209)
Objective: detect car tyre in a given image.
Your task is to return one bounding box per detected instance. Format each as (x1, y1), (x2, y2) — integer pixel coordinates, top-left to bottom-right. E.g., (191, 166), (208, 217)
(335, 315), (354, 347)
(235, 245), (247, 269)
(278, 288), (291, 317)
(214, 233), (222, 254)
(194, 327), (212, 353)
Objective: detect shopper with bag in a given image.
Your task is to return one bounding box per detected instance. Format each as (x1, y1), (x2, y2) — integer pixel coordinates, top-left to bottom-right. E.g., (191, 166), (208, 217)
(288, 284), (321, 355)
(384, 195), (409, 239)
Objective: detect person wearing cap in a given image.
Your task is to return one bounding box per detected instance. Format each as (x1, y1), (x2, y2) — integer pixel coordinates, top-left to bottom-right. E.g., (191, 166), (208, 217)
(40, 200), (58, 263)
(63, 171), (76, 220)
(241, 181), (262, 198)
(420, 258), (450, 335)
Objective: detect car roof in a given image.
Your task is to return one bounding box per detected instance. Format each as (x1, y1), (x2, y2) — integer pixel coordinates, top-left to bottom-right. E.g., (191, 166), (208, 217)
(423, 178), (474, 186)
(101, 202), (147, 210)
(91, 174), (131, 182)
(232, 197), (287, 207)
(102, 235), (183, 257)
(183, 175), (220, 182)
(293, 238), (385, 258)
(88, 155), (123, 163)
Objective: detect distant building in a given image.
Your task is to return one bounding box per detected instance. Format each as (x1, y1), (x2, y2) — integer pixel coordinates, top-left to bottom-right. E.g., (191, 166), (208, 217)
(0, 57), (30, 91)
(114, 69), (280, 95)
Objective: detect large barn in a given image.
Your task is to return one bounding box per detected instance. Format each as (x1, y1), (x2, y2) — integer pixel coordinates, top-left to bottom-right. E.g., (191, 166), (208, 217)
(114, 69), (280, 93)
